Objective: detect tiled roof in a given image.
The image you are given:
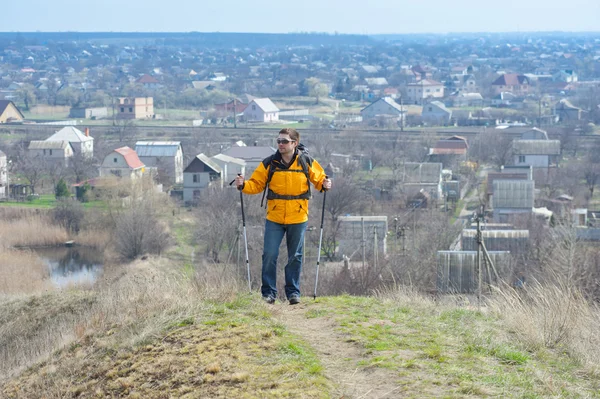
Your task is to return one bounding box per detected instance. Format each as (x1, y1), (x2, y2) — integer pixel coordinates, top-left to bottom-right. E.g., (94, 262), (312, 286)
(492, 73), (530, 86)
(137, 74), (159, 84)
(114, 146), (145, 169)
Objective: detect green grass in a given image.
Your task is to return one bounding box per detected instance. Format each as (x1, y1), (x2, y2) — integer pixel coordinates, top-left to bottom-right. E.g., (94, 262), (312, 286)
(298, 295), (600, 398)
(0, 194), (57, 208)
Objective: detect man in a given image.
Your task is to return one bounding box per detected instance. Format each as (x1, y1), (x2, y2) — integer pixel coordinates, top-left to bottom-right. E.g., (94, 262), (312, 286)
(235, 128), (332, 305)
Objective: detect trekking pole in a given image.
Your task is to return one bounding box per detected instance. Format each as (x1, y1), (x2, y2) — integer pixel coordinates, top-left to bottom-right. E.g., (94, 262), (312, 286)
(313, 176), (328, 299)
(230, 174), (251, 291)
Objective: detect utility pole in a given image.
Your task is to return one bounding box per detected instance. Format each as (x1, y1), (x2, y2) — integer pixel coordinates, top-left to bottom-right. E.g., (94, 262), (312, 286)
(233, 98), (237, 129)
(361, 217), (366, 269)
(373, 225), (378, 271)
(476, 211), (482, 309)
(400, 94), (404, 132)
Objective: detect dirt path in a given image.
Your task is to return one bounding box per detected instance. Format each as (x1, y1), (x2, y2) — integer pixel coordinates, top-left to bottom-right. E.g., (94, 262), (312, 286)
(274, 303), (402, 399)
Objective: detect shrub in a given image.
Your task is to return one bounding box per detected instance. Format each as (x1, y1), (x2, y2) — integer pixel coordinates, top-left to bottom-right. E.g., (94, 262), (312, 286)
(55, 178), (70, 199)
(114, 201), (172, 260)
(53, 198), (85, 233)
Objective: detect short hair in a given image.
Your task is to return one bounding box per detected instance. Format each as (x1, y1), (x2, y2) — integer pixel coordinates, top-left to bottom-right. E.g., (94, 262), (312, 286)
(279, 128), (300, 142)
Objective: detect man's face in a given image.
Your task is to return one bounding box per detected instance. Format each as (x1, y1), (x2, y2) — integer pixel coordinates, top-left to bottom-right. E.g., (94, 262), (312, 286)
(277, 134), (296, 155)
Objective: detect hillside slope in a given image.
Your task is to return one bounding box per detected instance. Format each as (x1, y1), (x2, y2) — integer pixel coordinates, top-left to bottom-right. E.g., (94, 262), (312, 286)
(2, 286), (599, 399)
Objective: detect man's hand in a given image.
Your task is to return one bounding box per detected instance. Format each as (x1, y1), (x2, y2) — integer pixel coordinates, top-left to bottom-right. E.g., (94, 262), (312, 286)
(323, 178), (332, 191)
(235, 174), (245, 189)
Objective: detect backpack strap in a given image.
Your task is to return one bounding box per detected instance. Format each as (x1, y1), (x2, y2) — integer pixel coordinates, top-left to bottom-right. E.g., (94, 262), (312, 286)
(261, 152), (313, 207)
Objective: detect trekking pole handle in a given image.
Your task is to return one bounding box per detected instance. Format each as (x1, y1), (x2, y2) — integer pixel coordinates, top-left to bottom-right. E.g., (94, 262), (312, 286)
(229, 174), (244, 190)
(320, 175), (329, 193)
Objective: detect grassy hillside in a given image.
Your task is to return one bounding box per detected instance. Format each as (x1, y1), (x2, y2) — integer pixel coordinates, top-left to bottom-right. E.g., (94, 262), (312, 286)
(1, 208), (600, 398)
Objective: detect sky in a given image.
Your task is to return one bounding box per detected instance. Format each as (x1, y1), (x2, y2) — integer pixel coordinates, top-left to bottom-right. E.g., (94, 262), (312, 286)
(3, 0), (600, 34)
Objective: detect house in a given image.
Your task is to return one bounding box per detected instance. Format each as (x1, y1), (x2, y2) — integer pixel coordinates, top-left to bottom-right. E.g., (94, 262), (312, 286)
(454, 74), (479, 93)
(116, 97), (154, 119)
(191, 81), (217, 90)
(486, 172), (530, 205)
(406, 79), (444, 105)
(242, 98), (279, 123)
(221, 145), (276, 173)
(451, 92), (484, 107)
(400, 162), (443, 200)
(183, 154), (223, 203)
(491, 180), (535, 222)
(421, 101), (452, 126)
(512, 140), (561, 168)
(0, 100), (25, 123)
(519, 127), (548, 140)
(211, 153), (246, 184)
(208, 72), (227, 82)
(429, 136), (469, 166)
(28, 141), (74, 167)
(134, 141), (183, 185)
(553, 70), (578, 83)
(136, 74), (162, 89)
(364, 77), (388, 87)
(214, 99), (249, 115)
(491, 74), (531, 96)
(99, 146), (145, 179)
(554, 99), (583, 123)
(0, 150), (6, 199)
(491, 92), (518, 107)
(360, 97), (404, 122)
(45, 126), (94, 158)
(69, 107), (109, 119)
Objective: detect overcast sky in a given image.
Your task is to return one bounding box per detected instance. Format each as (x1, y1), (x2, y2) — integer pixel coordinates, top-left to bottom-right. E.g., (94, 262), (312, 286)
(4, 0), (599, 34)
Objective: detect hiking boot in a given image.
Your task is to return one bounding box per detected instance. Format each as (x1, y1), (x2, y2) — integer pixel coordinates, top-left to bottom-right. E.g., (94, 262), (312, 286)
(288, 295), (300, 305)
(263, 296), (276, 305)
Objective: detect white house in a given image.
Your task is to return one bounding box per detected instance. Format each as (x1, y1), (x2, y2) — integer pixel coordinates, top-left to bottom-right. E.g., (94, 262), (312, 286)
(0, 150), (7, 198)
(221, 145), (276, 174)
(45, 126), (94, 158)
(512, 140), (561, 168)
(400, 162), (443, 200)
(28, 141), (74, 167)
(99, 146), (145, 179)
(360, 97), (405, 121)
(183, 154), (223, 203)
(242, 98), (280, 122)
(421, 101), (452, 126)
(211, 153), (246, 184)
(406, 79), (444, 105)
(134, 141), (183, 185)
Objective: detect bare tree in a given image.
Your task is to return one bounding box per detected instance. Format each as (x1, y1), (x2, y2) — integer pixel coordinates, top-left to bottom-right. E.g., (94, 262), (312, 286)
(114, 199), (172, 260)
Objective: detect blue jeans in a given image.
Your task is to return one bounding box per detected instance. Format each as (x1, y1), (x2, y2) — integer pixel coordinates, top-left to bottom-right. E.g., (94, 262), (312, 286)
(262, 219), (307, 299)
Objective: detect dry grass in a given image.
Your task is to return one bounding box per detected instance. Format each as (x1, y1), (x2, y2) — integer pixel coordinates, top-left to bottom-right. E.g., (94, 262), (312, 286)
(0, 216), (69, 249)
(490, 280), (600, 371)
(0, 249), (50, 296)
(0, 256), (247, 383)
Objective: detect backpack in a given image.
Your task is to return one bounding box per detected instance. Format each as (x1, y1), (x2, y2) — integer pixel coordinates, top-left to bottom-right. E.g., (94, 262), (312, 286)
(260, 143), (312, 207)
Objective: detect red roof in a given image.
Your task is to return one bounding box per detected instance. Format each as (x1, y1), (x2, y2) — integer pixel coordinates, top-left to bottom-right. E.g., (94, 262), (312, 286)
(114, 146), (145, 169)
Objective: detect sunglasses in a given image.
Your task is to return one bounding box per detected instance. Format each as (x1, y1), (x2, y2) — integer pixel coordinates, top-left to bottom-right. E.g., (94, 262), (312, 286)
(276, 138), (295, 145)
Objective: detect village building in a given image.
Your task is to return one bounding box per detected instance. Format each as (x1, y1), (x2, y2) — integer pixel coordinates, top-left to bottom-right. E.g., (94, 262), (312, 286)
(242, 98), (280, 123)
(99, 146), (145, 179)
(134, 141), (183, 185)
(45, 126), (94, 158)
(0, 100), (25, 123)
(183, 154), (222, 203)
(491, 74), (531, 96)
(27, 140), (74, 167)
(405, 79), (444, 105)
(116, 97), (154, 119)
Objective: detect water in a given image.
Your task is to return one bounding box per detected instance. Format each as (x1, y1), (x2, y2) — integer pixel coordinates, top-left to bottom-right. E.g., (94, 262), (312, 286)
(32, 246), (104, 288)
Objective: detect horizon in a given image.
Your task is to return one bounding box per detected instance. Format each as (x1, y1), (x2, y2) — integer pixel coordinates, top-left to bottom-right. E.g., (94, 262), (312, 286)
(4, 0), (600, 34)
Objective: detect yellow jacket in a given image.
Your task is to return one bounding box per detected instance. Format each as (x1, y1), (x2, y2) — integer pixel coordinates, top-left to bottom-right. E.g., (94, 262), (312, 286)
(242, 151), (327, 225)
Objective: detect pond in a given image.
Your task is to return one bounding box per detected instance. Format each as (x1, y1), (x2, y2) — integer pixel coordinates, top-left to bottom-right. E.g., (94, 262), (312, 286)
(31, 246), (104, 288)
